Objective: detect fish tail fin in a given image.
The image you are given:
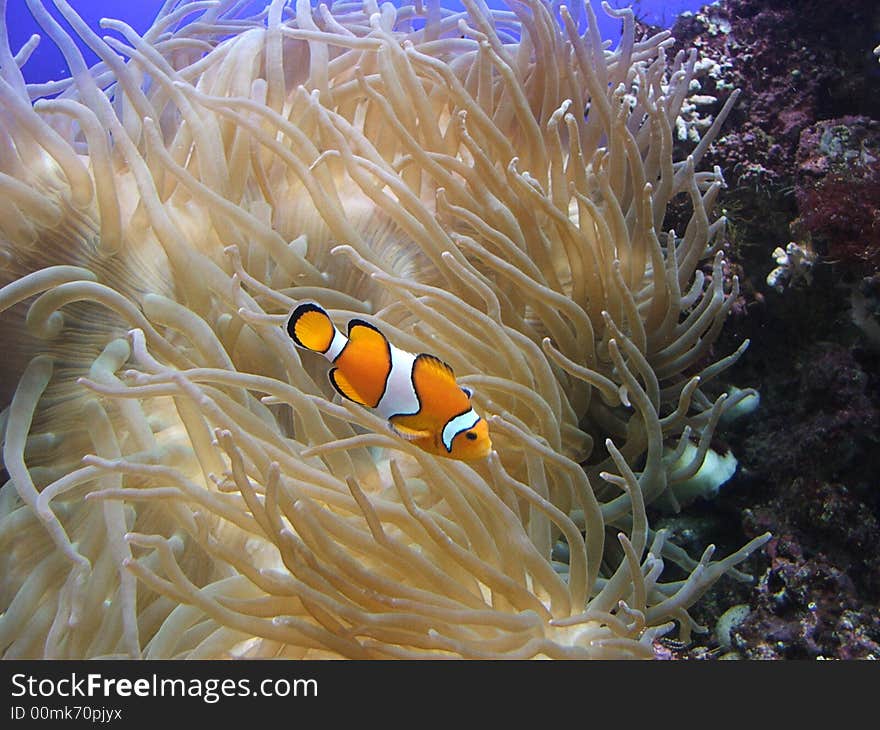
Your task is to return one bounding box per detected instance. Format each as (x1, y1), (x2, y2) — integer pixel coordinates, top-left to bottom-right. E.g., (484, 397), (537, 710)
(286, 302), (340, 355)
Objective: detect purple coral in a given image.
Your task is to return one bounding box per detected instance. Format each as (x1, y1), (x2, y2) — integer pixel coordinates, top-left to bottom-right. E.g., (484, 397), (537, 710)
(794, 116), (880, 269)
(737, 499), (880, 659)
(636, 0), (880, 660)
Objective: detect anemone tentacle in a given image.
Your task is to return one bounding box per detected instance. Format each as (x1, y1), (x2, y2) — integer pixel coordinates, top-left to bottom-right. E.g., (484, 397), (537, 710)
(0, 0), (766, 659)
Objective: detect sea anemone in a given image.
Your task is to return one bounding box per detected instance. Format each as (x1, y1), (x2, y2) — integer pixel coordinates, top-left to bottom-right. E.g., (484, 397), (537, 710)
(0, 0), (768, 659)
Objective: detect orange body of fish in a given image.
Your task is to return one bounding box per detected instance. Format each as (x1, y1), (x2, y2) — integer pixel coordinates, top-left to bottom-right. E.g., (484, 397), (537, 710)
(286, 302), (492, 461)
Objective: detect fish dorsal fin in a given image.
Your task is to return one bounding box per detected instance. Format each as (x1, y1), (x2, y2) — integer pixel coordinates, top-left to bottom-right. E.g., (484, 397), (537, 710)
(328, 368), (369, 406)
(347, 318), (387, 346)
(413, 353), (456, 383)
(390, 421), (432, 441)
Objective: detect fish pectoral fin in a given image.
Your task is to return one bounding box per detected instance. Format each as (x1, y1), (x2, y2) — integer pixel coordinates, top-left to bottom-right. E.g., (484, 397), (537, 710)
(328, 368), (369, 406)
(390, 422), (433, 441)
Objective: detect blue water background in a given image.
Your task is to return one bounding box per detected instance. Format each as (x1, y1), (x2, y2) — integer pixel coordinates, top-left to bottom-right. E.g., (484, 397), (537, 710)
(7, 0), (707, 85)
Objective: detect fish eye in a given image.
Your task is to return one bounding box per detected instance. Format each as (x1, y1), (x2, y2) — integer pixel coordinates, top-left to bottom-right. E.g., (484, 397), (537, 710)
(465, 431), (477, 441)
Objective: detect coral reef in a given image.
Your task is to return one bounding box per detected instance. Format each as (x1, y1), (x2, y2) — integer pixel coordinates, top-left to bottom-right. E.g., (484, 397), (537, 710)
(671, 0), (880, 188)
(635, 0), (880, 660)
(728, 345), (880, 659)
(736, 478), (880, 659)
(794, 116), (880, 270)
(652, 320), (880, 662)
(661, 0), (880, 289)
(740, 343), (880, 487)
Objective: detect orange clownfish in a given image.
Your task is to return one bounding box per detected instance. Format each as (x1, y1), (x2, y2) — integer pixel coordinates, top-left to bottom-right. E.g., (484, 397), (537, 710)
(286, 302), (492, 461)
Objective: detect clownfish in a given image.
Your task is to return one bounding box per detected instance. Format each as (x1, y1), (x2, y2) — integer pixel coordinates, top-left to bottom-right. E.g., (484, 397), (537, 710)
(286, 302), (492, 461)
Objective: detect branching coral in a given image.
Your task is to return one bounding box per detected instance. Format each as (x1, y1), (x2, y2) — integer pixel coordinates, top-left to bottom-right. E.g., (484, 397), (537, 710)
(0, 0), (768, 659)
